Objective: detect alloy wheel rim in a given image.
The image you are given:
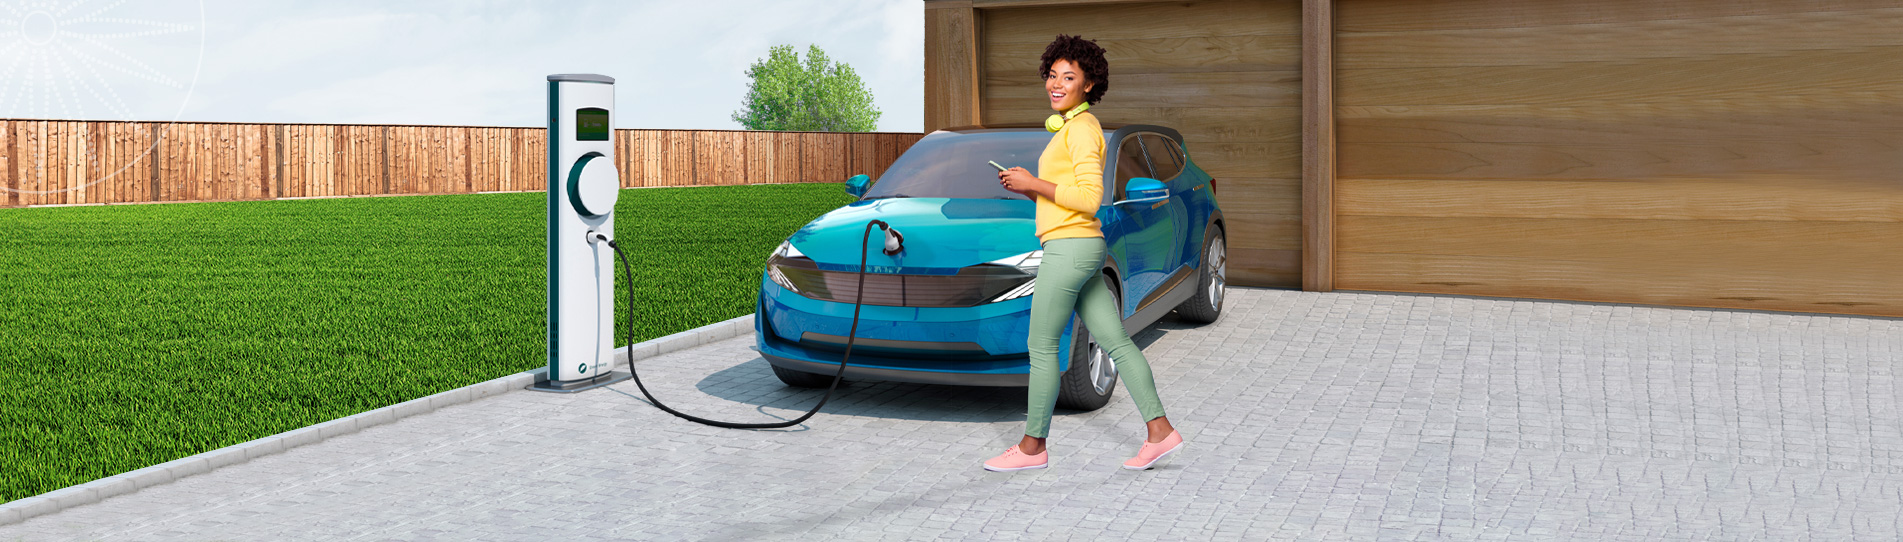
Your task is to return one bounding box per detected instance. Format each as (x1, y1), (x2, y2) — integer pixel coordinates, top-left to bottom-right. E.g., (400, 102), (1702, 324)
(1088, 337), (1116, 395)
(1208, 238), (1226, 309)
(1086, 291), (1121, 396)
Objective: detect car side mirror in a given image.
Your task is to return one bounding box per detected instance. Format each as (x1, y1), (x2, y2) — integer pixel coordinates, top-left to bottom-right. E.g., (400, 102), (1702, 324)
(845, 174), (872, 198)
(1113, 177), (1169, 207)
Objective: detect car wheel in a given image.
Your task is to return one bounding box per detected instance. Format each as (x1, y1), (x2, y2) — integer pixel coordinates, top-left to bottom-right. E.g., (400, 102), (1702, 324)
(771, 364), (840, 388)
(1174, 226), (1225, 324)
(1056, 276), (1120, 411)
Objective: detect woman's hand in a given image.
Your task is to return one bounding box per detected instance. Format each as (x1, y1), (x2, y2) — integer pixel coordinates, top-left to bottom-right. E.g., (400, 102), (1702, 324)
(999, 167), (1053, 199)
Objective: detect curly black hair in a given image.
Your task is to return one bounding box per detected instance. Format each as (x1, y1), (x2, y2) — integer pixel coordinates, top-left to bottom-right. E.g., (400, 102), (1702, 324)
(1038, 34), (1109, 105)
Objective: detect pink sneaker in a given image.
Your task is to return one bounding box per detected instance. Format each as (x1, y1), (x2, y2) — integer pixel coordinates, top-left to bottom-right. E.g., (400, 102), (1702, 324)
(1123, 431), (1183, 470)
(982, 445), (1048, 472)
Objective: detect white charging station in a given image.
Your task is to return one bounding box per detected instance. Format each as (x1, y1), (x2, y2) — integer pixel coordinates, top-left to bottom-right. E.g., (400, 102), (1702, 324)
(532, 73), (630, 393)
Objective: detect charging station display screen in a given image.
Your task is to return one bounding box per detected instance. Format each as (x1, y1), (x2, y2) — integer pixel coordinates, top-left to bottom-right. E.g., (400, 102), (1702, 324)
(576, 108), (610, 141)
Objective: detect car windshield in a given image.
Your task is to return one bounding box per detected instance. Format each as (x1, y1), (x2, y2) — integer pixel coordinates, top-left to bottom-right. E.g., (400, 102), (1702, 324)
(863, 130), (1070, 201)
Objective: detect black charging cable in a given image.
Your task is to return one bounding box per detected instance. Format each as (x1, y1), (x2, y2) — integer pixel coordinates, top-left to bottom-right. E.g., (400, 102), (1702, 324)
(602, 220), (889, 429)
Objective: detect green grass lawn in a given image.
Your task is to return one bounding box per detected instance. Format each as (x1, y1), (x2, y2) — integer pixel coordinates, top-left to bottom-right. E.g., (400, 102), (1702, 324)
(0, 183), (854, 502)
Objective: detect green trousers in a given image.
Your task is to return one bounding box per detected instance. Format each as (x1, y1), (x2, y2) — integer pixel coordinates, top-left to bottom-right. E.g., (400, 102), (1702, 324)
(1024, 236), (1167, 438)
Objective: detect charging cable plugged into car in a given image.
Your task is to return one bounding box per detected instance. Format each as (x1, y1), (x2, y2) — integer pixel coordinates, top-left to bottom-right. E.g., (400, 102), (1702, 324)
(535, 73), (892, 429)
(595, 222), (893, 429)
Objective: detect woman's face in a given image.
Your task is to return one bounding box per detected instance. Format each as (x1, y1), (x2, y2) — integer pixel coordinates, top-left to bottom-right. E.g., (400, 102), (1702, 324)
(1044, 58), (1093, 112)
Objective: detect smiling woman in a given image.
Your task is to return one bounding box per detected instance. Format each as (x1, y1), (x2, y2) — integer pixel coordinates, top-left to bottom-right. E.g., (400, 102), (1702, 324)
(977, 33), (1183, 474)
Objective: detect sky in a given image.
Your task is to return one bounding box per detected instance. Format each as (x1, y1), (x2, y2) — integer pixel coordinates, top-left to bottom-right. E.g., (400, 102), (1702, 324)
(0, 0), (925, 132)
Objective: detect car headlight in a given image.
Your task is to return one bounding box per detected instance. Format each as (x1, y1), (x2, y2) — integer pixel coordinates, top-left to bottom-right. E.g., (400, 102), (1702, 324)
(990, 278), (1036, 303)
(771, 240), (805, 260)
(766, 241), (806, 293)
(984, 250), (1041, 302)
(986, 250), (1042, 276)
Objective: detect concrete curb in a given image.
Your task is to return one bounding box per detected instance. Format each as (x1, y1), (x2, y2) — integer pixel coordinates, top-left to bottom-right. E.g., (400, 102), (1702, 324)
(0, 314), (757, 527)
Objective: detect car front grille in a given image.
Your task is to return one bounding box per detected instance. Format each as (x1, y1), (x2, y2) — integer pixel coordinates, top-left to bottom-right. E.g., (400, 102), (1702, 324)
(771, 260), (1029, 308)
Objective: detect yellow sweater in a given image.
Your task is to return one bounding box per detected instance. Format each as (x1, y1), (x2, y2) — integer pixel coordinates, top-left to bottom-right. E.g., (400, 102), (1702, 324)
(1034, 111), (1106, 242)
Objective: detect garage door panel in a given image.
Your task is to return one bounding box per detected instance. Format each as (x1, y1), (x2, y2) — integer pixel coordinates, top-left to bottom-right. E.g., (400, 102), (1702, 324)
(1338, 104), (1903, 145)
(1339, 47), (1903, 107)
(983, 106), (1302, 144)
(1229, 248), (1300, 288)
(1338, 138), (1903, 183)
(1336, 0), (1903, 316)
(983, 0), (1299, 42)
(1224, 212), (1301, 251)
(1214, 177), (1300, 216)
(985, 36), (1301, 75)
(1183, 143), (1300, 180)
(1338, 8), (1903, 69)
(1220, 200), (1299, 224)
(987, 71), (1301, 110)
(1337, 0), (1903, 33)
(1176, 107), (1302, 145)
(1339, 216), (1903, 261)
(1337, 179), (1903, 223)
(1336, 252), (1903, 316)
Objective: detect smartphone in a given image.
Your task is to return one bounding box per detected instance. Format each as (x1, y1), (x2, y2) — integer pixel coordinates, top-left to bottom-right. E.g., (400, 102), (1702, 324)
(988, 160), (1008, 172)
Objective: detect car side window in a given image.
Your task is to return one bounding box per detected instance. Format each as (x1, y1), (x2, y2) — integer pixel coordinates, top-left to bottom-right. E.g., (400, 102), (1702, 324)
(1142, 134), (1182, 181)
(1114, 136), (1152, 201)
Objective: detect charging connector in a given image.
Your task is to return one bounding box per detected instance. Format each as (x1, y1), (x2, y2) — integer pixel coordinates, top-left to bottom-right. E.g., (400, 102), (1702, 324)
(883, 227), (904, 255)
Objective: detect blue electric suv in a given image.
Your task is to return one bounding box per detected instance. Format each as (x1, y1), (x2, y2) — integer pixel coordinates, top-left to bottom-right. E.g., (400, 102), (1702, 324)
(755, 123), (1226, 411)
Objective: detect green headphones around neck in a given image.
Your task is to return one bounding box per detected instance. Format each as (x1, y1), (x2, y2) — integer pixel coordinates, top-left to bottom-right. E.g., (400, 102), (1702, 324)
(1045, 102), (1090, 132)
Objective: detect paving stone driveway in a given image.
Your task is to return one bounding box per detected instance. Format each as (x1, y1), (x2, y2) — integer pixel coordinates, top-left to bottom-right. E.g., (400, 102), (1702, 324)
(4, 288), (1902, 540)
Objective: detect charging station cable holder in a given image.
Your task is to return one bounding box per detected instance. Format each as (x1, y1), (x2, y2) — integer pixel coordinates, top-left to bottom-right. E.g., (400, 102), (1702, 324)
(532, 73), (631, 393)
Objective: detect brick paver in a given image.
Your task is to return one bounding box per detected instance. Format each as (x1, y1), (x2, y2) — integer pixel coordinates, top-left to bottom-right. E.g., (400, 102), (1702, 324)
(4, 288), (1901, 540)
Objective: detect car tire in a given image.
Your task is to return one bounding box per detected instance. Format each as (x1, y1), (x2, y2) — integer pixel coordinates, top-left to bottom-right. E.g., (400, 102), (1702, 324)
(1174, 226), (1226, 324)
(771, 364), (840, 388)
(1056, 276), (1121, 411)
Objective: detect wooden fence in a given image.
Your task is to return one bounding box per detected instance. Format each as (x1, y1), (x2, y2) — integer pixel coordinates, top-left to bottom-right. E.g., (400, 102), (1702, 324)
(0, 119), (926, 207)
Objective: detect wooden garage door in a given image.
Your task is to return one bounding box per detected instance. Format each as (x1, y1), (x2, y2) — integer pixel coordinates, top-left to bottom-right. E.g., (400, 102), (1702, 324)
(1334, 0), (1903, 317)
(978, 0), (1304, 287)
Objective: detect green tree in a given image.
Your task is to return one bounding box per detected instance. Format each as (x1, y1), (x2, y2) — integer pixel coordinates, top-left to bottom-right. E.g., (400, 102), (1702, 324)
(732, 44), (881, 132)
